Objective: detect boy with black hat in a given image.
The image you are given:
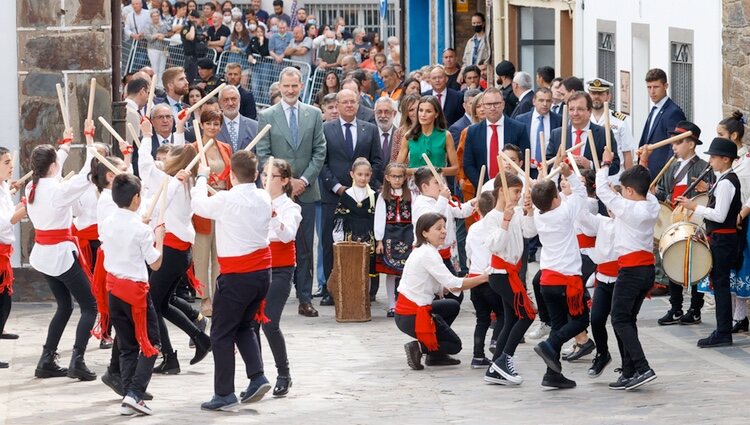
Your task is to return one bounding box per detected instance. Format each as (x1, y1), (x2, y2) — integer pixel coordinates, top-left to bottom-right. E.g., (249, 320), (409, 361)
(648, 121), (715, 326)
(676, 137), (742, 348)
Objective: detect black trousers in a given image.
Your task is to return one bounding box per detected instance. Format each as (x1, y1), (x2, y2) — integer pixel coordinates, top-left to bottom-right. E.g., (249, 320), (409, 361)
(710, 233), (738, 335)
(542, 285), (589, 355)
(611, 265), (655, 377)
(469, 283), (503, 358)
(0, 286), (10, 335)
(531, 270), (550, 325)
(252, 266), (293, 376)
(211, 269), (271, 397)
(455, 219), (468, 275)
(149, 247), (199, 354)
(668, 280), (704, 312)
(395, 298), (462, 356)
(590, 280), (615, 356)
(489, 274), (534, 359)
(109, 293), (160, 399)
(43, 260), (97, 352)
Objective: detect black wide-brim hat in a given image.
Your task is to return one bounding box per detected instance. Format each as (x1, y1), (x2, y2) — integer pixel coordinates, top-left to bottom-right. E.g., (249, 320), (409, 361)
(705, 137), (738, 159)
(668, 120), (702, 145)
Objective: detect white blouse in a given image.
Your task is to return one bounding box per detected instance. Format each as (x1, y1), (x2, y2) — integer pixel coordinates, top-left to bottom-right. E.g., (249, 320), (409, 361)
(0, 182), (15, 244)
(397, 244), (464, 306)
(269, 194), (302, 243)
(483, 207), (537, 274)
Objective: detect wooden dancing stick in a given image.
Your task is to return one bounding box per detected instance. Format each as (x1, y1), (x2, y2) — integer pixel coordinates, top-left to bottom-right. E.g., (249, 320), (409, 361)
(566, 152), (582, 177)
(185, 139), (215, 171)
(547, 165), (563, 180)
(566, 139), (587, 154)
(98, 116), (127, 146)
(87, 78), (96, 122)
(646, 131), (693, 151)
(524, 148), (532, 193)
(559, 104), (568, 157)
(265, 156), (275, 192)
(56, 83), (70, 130)
(145, 75), (157, 118)
(604, 103), (612, 152)
(498, 150), (525, 175)
(475, 165), (486, 196)
(62, 170), (75, 181)
(649, 155), (677, 191)
(144, 176), (169, 222)
(244, 124), (272, 152)
(495, 155), (511, 205)
(125, 123), (142, 148)
(9, 170), (32, 196)
(89, 147), (123, 175)
(539, 131), (548, 178)
(193, 118), (203, 150)
(587, 130), (600, 172)
(181, 83), (227, 119)
(421, 153), (444, 187)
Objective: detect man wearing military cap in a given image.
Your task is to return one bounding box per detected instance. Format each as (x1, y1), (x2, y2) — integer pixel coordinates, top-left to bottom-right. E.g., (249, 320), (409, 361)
(587, 78), (635, 176)
(193, 58), (225, 92)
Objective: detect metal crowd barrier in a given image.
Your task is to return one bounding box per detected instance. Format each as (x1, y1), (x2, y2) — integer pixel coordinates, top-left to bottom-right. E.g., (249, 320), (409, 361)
(125, 40), (217, 74)
(304, 66), (343, 104)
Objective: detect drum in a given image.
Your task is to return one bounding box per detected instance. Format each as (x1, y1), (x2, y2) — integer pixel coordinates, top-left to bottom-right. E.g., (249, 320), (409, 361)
(654, 202), (674, 241)
(658, 222), (712, 285)
(671, 193), (709, 226)
(327, 241), (371, 322)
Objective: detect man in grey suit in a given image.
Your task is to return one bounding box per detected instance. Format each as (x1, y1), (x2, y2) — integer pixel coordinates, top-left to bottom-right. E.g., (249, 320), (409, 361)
(319, 89), (384, 306)
(217, 85), (258, 152)
(256, 67), (327, 318)
(374, 96), (398, 164)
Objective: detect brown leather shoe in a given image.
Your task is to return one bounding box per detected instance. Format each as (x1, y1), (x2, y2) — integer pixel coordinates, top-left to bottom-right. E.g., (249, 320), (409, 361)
(298, 303), (319, 317)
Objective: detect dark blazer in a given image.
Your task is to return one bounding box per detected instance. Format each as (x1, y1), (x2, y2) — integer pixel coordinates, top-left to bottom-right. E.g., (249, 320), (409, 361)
(463, 117), (530, 188)
(132, 133), (173, 177)
(218, 115), (259, 152)
(545, 123), (620, 176)
(511, 91), (534, 119)
(422, 88), (465, 127)
(654, 156), (715, 202)
(638, 97), (686, 177)
(238, 86), (258, 120)
(356, 104), (376, 124)
(448, 114), (472, 147)
(502, 84), (518, 117)
(320, 119), (384, 204)
(379, 124), (397, 165)
(515, 110), (562, 178)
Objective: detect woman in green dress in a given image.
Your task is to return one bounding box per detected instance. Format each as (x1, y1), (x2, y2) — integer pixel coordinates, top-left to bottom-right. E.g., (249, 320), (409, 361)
(396, 96), (459, 177)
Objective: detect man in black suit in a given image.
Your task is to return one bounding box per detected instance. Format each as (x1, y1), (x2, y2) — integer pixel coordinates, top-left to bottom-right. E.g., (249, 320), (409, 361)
(514, 88), (562, 178)
(374, 96), (398, 165)
(224, 62), (257, 120)
(342, 78), (376, 124)
(638, 68), (687, 177)
(319, 89), (384, 306)
(545, 91), (620, 176)
(495, 60), (518, 117)
(448, 88), (482, 145)
(511, 71), (534, 118)
(422, 65), (465, 127)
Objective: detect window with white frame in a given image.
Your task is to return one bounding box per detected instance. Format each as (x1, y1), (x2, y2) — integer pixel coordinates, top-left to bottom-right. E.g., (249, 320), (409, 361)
(306, 1), (399, 38)
(597, 31), (616, 109)
(671, 41), (693, 120)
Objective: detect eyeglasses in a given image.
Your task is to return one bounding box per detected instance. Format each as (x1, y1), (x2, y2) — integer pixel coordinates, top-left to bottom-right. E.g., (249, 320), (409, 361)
(484, 102), (503, 109)
(389, 174), (405, 179)
(154, 115), (173, 120)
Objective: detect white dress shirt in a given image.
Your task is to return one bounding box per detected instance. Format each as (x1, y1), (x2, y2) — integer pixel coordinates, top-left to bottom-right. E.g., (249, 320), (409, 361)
(374, 188), (402, 241)
(270, 194), (302, 243)
(484, 207), (537, 274)
(96, 188), (119, 234)
(100, 208), (160, 282)
(191, 179), (272, 257)
(673, 154), (697, 186)
(534, 173), (586, 276)
(694, 169), (736, 223)
(27, 150), (94, 277)
(331, 119), (358, 195)
(282, 100), (299, 129)
(646, 96), (669, 137)
(412, 194), (473, 253)
(397, 244), (464, 306)
(73, 185), (99, 230)
(734, 147), (750, 204)
(580, 212), (618, 283)
(433, 89), (447, 109)
(530, 110), (550, 161)
(596, 166), (660, 256)
(0, 182), (15, 244)
(485, 117), (505, 165)
(590, 111), (634, 155)
(465, 216), (490, 275)
(568, 124), (591, 155)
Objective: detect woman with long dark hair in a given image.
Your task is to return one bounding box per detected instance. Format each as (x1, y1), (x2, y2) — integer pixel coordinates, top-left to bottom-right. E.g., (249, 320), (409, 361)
(314, 70), (340, 107)
(396, 95), (459, 176)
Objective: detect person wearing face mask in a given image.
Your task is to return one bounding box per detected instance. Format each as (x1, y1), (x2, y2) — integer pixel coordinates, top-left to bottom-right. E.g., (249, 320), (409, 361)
(316, 29), (341, 69)
(461, 12), (490, 67)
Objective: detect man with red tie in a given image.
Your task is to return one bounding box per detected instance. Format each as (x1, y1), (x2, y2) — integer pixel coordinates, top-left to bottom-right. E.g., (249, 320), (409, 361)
(463, 87), (529, 190)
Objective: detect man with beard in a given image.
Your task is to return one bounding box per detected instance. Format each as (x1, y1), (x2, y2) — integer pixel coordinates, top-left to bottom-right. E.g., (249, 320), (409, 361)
(217, 85), (259, 152)
(156, 67), (190, 123)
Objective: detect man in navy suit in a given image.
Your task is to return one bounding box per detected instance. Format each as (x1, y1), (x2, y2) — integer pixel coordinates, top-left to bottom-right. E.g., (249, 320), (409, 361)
(224, 62), (258, 120)
(545, 91), (620, 176)
(448, 88), (482, 145)
(514, 87), (562, 178)
(217, 85), (258, 151)
(319, 89), (384, 306)
(422, 66), (465, 127)
(510, 71), (534, 118)
(463, 87), (529, 189)
(638, 68), (687, 177)
(342, 79), (377, 124)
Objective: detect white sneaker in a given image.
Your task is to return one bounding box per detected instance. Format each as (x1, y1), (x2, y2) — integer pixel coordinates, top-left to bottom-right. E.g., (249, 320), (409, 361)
(526, 323), (551, 339)
(122, 395), (153, 416)
(119, 405), (137, 416)
(561, 342), (576, 356)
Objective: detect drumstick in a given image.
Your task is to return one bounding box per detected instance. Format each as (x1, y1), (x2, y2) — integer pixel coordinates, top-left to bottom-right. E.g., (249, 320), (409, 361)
(145, 75), (157, 118)
(498, 150), (525, 175)
(475, 165), (485, 196)
(185, 139), (215, 171)
(646, 131), (693, 151)
(265, 156), (275, 192)
(89, 147), (123, 175)
(524, 148), (531, 192)
(587, 130), (600, 172)
(604, 103), (612, 152)
(495, 155), (511, 205)
(421, 153), (444, 187)
(244, 124), (272, 152)
(648, 155), (677, 191)
(539, 131), (548, 178)
(566, 139), (587, 154)
(566, 152), (582, 177)
(55, 83), (70, 130)
(87, 78), (96, 122)
(144, 176), (169, 222)
(180, 83), (226, 120)
(98, 116), (127, 147)
(125, 123), (141, 148)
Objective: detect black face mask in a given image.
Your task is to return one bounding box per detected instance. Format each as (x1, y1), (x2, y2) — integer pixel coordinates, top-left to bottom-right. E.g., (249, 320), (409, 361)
(473, 25), (483, 33)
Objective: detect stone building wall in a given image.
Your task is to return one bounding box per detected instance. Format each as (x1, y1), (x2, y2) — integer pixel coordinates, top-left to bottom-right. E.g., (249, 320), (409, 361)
(722, 0), (750, 137)
(15, 0), (112, 301)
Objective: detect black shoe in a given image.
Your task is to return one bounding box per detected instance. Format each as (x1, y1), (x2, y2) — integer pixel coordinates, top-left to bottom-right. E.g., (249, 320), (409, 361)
(471, 357), (492, 369)
(102, 369), (125, 397)
(298, 303), (319, 317)
(697, 330), (732, 348)
(153, 350), (181, 374)
(191, 332), (212, 365)
(679, 308), (701, 325)
(404, 341), (423, 370)
(370, 294), (376, 302)
(493, 353), (523, 384)
(657, 309), (683, 325)
(0, 332), (18, 340)
(190, 314), (208, 348)
(587, 352), (611, 378)
(489, 340), (497, 354)
(241, 375), (271, 403)
(609, 369), (632, 390)
(0, 360), (8, 368)
(386, 308), (395, 318)
(272, 375), (292, 397)
(533, 341), (561, 374)
(565, 339), (595, 362)
(67, 348), (97, 381)
(34, 348), (68, 378)
(425, 354), (461, 366)
(320, 295), (334, 306)
(732, 317), (749, 333)
(625, 368), (657, 390)
(541, 371), (576, 389)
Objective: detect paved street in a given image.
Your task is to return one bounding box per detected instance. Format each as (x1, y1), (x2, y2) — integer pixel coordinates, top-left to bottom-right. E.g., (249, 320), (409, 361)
(1, 278), (750, 424)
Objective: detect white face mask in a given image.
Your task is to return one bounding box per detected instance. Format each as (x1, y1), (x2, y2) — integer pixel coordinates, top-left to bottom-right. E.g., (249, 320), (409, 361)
(325, 38), (335, 46)
(223, 16), (232, 25)
(248, 24), (257, 32)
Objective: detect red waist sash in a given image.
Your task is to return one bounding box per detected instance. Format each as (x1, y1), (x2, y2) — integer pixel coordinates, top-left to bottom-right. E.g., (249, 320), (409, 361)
(0, 244), (13, 295)
(72, 224), (98, 272)
(217, 247), (272, 274)
(91, 248), (109, 339)
(576, 234), (596, 249)
(491, 255), (536, 320)
(106, 273), (159, 357)
(35, 228), (93, 283)
(597, 260), (620, 278)
(394, 294), (439, 351)
(270, 241), (296, 268)
(540, 269), (585, 316)
(618, 250), (655, 268)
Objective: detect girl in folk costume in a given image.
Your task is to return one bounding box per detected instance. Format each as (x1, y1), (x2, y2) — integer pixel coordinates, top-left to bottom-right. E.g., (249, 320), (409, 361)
(374, 162), (413, 317)
(395, 213), (488, 370)
(721, 112), (750, 332)
(0, 148), (27, 368)
(27, 123), (99, 381)
(138, 119), (211, 375)
(333, 158), (379, 298)
(252, 158), (302, 397)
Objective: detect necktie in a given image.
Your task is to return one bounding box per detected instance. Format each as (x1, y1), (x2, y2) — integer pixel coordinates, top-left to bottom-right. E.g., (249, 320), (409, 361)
(535, 115), (544, 163)
(573, 129), (583, 156)
(489, 124), (499, 178)
(436, 92), (443, 106)
(644, 105), (658, 140)
(289, 106), (299, 149)
(344, 123), (354, 158)
(382, 132), (389, 156)
(228, 121), (238, 151)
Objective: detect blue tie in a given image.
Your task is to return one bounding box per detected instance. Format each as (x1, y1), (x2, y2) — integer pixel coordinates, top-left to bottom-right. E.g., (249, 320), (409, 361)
(644, 105), (658, 140)
(344, 123), (354, 158)
(535, 115), (544, 163)
(289, 106), (298, 149)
